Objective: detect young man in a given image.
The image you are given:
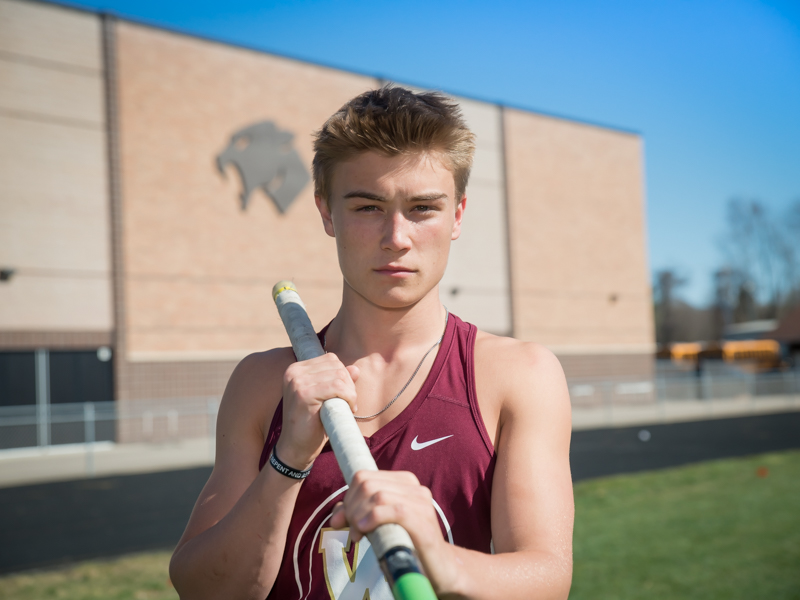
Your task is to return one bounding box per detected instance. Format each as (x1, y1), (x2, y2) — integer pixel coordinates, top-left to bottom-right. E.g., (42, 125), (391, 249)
(170, 87), (574, 599)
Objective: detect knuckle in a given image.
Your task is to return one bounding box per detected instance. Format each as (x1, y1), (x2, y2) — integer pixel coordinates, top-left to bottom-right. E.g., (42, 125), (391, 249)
(289, 373), (308, 391)
(402, 471), (420, 485)
(361, 480), (378, 496)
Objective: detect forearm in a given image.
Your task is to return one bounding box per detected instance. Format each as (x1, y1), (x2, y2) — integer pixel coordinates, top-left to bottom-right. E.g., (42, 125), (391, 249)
(169, 466), (301, 600)
(436, 544), (572, 600)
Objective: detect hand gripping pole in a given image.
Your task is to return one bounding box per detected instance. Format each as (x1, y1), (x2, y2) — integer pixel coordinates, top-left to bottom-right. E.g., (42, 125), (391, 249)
(272, 281), (438, 600)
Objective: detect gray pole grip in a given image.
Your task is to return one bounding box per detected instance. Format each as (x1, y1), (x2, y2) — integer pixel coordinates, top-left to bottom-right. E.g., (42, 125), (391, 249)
(272, 282), (415, 559)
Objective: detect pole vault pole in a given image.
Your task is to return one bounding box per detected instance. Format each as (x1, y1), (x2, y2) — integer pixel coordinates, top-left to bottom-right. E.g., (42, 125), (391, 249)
(273, 281), (437, 600)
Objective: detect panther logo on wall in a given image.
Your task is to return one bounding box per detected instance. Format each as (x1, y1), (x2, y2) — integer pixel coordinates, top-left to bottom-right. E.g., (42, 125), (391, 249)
(216, 121), (310, 213)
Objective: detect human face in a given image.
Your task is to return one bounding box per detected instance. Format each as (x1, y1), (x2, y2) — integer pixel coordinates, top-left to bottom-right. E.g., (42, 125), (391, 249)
(315, 151), (465, 309)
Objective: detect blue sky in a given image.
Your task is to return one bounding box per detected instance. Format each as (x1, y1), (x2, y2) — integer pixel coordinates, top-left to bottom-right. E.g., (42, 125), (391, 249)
(65, 0), (800, 305)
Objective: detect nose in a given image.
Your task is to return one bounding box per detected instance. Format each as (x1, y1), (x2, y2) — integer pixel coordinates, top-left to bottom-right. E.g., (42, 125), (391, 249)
(381, 209), (412, 252)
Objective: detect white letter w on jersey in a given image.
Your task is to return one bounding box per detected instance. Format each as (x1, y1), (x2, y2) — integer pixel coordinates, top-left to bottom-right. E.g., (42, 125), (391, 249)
(318, 529), (392, 600)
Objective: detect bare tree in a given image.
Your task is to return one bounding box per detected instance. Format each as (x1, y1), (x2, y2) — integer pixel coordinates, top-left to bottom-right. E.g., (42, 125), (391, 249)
(781, 198), (800, 311)
(712, 268), (739, 338)
(719, 198), (799, 321)
(653, 269), (687, 344)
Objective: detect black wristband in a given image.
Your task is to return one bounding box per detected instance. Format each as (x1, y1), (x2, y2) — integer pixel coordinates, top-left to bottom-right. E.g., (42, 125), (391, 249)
(269, 448), (312, 480)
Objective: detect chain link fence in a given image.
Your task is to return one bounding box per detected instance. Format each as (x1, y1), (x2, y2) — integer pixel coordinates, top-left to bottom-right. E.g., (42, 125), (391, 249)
(1, 368), (799, 458)
(0, 397), (220, 457)
(569, 367), (800, 408)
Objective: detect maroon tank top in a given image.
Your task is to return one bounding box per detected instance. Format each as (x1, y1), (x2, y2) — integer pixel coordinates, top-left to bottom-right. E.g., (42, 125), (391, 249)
(258, 313), (496, 600)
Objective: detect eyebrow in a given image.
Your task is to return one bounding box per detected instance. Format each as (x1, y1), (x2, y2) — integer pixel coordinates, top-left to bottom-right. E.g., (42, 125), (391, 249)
(342, 191), (448, 202)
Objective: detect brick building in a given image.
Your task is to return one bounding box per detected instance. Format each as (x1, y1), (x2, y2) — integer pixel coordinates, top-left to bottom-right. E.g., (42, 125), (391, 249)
(0, 0), (654, 441)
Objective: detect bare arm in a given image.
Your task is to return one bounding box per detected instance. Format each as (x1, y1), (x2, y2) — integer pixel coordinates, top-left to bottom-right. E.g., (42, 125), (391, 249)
(169, 347), (360, 599)
(449, 338), (574, 598)
(331, 337), (574, 599)
(168, 350), (300, 599)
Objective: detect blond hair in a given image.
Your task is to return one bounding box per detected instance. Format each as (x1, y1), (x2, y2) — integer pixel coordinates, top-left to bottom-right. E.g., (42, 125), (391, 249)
(312, 86), (476, 201)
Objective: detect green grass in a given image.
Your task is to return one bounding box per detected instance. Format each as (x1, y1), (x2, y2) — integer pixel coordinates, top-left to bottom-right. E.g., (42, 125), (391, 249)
(570, 450), (800, 600)
(0, 552), (177, 600)
(1, 451), (798, 599)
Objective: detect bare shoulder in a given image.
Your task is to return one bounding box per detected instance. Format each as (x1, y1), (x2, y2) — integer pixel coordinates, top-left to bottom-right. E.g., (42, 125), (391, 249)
(476, 332), (574, 567)
(173, 346), (296, 553)
(216, 346), (296, 447)
(475, 331), (565, 383)
(473, 331), (571, 446)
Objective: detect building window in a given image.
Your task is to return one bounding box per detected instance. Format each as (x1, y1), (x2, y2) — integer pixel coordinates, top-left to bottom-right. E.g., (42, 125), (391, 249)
(0, 350), (115, 450)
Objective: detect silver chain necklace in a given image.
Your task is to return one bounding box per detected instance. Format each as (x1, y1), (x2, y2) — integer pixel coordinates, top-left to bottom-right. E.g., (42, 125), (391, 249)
(323, 310), (449, 421)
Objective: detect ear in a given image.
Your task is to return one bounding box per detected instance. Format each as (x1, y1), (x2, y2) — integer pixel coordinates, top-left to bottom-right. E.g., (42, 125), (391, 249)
(315, 194), (336, 238)
(451, 194), (467, 241)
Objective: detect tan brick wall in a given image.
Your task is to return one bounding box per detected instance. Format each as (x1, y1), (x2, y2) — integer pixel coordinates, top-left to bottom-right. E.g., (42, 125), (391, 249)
(0, 5), (657, 403)
(114, 358), (237, 442)
(439, 98), (511, 335)
(115, 22), (378, 360)
(504, 109), (654, 350)
(394, 83), (512, 335)
(0, 0), (112, 333)
(119, 359), (236, 401)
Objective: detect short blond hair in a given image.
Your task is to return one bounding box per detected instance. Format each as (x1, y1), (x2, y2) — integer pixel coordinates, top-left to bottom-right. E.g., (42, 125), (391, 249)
(312, 86), (476, 202)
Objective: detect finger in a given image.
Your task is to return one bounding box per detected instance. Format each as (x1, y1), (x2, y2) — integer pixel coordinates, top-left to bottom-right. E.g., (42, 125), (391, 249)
(344, 478), (426, 526)
(330, 502), (348, 529)
(351, 501), (414, 537)
(346, 485), (424, 528)
(307, 380), (358, 413)
(285, 352), (351, 380)
(349, 470), (421, 493)
(342, 472), (434, 531)
(347, 364), (360, 383)
(288, 367), (357, 407)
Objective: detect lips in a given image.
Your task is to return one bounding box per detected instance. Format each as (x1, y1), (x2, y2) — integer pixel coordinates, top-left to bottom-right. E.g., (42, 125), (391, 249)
(374, 265), (415, 275)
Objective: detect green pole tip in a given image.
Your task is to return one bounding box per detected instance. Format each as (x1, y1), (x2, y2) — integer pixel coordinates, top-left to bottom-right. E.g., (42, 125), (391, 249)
(392, 572), (437, 600)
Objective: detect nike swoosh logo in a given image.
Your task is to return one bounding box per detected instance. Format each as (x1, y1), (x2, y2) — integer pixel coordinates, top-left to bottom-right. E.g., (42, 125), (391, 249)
(411, 435), (453, 451)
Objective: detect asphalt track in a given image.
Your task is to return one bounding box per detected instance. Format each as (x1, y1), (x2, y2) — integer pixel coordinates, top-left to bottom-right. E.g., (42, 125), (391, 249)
(1, 411), (799, 574)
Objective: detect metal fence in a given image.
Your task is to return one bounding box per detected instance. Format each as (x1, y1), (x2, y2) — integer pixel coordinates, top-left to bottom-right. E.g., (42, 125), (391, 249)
(568, 369), (800, 409)
(0, 397), (220, 453)
(1, 370), (799, 455)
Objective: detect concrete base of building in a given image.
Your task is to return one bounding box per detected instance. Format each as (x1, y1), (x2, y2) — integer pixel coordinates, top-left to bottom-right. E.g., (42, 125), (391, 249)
(557, 352), (654, 380)
(0, 330), (113, 350)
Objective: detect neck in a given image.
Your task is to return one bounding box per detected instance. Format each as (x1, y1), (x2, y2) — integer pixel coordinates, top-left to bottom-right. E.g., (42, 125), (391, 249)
(325, 283), (448, 362)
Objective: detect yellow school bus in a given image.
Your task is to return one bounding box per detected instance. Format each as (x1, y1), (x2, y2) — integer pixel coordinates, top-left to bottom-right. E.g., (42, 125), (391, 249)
(664, 339), (783, 372)
(670, 342), (703, 362)
(722, 339), (783, 371)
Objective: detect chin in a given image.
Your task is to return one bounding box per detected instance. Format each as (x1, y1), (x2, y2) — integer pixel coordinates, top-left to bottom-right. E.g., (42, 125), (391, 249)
(369, 290), (423, 310)
(345, 278), (431, 310)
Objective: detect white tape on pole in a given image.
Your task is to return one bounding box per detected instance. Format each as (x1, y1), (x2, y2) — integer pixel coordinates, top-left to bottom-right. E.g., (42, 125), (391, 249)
(273, 284), (414, 558)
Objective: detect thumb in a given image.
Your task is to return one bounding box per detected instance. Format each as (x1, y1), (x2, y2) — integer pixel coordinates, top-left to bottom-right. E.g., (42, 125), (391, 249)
(347, 364), (360, 383)
(330, 502), (348, 529)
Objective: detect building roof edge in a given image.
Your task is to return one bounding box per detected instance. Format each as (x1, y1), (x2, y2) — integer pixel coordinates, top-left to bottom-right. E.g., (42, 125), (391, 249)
(29, 0), (642, 137)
